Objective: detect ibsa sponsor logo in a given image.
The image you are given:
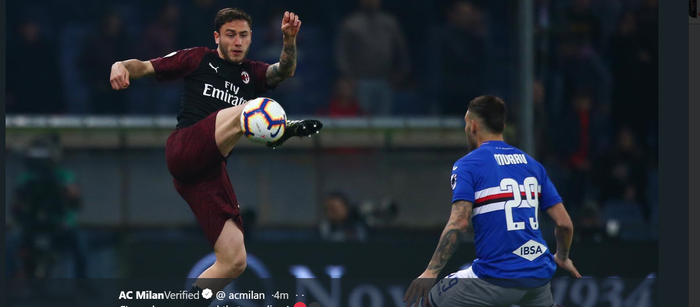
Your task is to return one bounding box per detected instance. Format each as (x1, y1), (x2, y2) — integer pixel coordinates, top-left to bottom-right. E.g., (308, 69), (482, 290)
(512, 239), (547, 261)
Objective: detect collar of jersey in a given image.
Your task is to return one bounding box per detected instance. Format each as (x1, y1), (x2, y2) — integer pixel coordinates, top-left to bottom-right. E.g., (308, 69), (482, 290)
(481, 140), (507, 147)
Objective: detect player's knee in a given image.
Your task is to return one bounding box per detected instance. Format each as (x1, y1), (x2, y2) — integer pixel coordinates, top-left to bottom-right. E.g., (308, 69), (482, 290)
(219, 253), (246, 278)
(226, 257), (247, 278)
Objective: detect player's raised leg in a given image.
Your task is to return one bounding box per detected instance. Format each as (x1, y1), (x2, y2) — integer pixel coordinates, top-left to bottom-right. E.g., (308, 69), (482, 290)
(214, 100), (324, 155)
(215, 103), (247, 157)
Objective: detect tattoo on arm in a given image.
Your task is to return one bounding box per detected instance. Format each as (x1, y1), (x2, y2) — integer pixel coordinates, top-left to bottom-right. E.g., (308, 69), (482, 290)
(426, 201), (473, 275)
(266, 63), (283, 86)
(266, 42), (297, 87)
(555, 225), (571, 259)
(426, 229), (462, 274)
(557, 248), (570, 260)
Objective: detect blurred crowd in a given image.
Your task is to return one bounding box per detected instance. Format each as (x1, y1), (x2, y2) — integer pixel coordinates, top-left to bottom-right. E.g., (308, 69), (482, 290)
(7, 0), (658, 241)
(533, 0), (659, 241)
(6, 135), (87, 278)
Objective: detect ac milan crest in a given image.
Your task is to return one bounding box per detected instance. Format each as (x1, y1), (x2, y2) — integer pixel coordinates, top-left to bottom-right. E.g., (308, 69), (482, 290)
(241, 71), (250, 84)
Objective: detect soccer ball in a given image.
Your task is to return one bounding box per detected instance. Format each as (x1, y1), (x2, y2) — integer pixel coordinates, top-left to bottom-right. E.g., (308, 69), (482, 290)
(240, 97), (287, 144)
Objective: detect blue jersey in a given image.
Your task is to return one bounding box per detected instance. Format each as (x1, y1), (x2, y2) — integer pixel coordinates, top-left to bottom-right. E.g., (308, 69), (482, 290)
(450, 140), (561, 288)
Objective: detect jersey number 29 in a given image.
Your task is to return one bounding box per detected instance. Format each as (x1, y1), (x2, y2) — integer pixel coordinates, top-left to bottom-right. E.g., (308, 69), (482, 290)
(500, 177), (539, 231)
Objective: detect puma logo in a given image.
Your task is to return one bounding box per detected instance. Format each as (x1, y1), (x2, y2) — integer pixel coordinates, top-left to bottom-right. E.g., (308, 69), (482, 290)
(209, 62), (219, 73)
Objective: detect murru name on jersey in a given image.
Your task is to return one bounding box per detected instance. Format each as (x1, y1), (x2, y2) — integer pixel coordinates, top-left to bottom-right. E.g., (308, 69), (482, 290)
(493, 154), (528, 166)
(203, 83), (247, 106)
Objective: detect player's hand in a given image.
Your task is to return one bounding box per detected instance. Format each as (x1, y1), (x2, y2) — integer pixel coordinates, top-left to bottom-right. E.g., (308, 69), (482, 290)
(110, 62), (130, 90)
(403, 272), (437, 307)
(280, 11), (301, 38)
(554, 253), (582, 278)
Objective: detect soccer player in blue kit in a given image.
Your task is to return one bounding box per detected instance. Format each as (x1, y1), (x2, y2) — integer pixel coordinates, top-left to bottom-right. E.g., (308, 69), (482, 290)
(404, 96), (581, 307)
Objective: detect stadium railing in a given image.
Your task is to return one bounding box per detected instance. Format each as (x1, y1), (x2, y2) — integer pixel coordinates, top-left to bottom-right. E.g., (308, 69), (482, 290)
(6, 115), (468, 149)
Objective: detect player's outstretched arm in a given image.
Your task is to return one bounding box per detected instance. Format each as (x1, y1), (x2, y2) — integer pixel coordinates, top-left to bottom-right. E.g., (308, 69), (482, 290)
(546, 203), (582, 278)
(110, 60), (155, 90)
(266, 11), (301, 88)
(404, 201), (472, 307)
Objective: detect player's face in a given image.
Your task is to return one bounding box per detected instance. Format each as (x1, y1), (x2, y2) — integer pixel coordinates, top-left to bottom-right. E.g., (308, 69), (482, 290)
(464, 111), (478, 150)
(215, 20), (252, 64)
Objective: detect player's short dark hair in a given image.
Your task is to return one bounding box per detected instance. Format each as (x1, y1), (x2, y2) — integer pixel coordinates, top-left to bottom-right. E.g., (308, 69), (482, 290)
(215, 8), (252, 32)
(468, 95), (507, 134)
